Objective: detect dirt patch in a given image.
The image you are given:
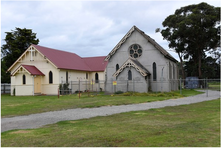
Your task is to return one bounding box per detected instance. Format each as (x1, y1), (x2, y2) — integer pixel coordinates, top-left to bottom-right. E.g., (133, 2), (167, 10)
(6, 103), (29, 107)
(69, 121), (78, 124)
(10, 130), (31, 134)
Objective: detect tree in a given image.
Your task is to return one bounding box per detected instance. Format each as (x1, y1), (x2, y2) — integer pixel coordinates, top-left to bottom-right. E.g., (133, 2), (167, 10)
(1, 28), (39, 83)
(161, 2), (220, 79)
(185, 56), (220, 79)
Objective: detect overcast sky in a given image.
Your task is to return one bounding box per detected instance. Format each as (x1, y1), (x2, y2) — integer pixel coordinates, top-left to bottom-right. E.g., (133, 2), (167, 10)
(1, 0), (220, 61)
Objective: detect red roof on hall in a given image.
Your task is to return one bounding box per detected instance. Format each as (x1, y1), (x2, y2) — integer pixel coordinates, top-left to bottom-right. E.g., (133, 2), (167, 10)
(22, 65), (45, 76)
(32, 44), (107, 71)
(83, 56), (108, 71)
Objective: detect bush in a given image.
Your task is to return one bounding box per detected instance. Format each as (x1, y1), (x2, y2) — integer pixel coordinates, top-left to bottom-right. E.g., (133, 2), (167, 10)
(115, 91), (124, 94)
(121, 92), (133, 96)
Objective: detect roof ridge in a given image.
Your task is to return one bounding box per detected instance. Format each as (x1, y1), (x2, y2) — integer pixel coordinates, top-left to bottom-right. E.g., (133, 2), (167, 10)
(82, 56), (106, 59)
(32, 44), (80, 57)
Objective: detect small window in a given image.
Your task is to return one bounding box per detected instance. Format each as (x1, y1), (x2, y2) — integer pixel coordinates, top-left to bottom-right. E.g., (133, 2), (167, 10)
(128, 70), (132, 80)
(153, 62), (157, 81)
(23, 74), (26, 84)
(66, 71), (68, 83)
(49, 71), (53, 84)
(86, 73), (88, 79)
(116, 64), (119, 71)
(95, 73), (99, 83)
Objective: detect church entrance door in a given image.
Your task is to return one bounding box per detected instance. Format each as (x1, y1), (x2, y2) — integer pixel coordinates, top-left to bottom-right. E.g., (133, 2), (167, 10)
(34, 76), (41, 94)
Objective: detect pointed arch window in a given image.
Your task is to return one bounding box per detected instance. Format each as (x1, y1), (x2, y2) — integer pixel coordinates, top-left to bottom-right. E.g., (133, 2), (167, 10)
(49, 71), (53, 84)
(66, 71), (68, 83)
(116, 64), (119, 71)
(128, 70), (132, 80)
(95, 73), (99, 83)
(153, 62), (157, 81)
(23, 74), (26, 84)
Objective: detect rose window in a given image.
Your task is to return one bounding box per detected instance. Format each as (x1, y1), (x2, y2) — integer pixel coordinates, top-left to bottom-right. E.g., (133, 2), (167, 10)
(129, 44), (142, 58)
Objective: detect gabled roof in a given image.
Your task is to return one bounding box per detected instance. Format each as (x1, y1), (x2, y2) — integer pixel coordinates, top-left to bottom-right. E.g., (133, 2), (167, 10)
(105, 25), (177, 63)
(7, 44), (108, 73)
(33, 44), (108, 71)
(83, 56), (108, 71)
(113, 58), (150, 77)
(11, 65), (45, 76)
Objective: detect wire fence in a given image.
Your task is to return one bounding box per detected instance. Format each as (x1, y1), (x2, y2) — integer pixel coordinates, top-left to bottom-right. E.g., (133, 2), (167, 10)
(1, 83), (11, 94)
(59, 79), (220, 96)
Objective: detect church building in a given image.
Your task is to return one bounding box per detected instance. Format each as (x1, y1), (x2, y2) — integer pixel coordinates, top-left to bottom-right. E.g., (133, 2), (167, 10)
(7, 44), (107, 96)
(104, 26), (178, 93)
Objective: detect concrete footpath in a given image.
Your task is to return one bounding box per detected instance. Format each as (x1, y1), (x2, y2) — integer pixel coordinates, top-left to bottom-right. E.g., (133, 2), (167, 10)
(1, 90), (220, 132)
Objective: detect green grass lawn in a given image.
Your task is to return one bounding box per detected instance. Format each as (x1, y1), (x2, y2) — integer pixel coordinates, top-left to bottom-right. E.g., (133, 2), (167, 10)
(1, 89), (202, 117)
(1, 99), (220, 147)
(208, 82), (220, 91)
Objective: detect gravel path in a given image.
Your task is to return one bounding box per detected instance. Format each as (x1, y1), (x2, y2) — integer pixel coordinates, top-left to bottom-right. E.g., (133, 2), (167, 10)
(1, 90), (220, 132)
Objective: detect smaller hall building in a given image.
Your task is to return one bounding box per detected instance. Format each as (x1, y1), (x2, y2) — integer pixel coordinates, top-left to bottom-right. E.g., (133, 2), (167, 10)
(7, 45), (108, 96)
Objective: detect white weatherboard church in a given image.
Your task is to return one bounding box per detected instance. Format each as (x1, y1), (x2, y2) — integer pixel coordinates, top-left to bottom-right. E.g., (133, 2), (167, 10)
(7, 25), (178, 96)
(7, 45), (107, 96)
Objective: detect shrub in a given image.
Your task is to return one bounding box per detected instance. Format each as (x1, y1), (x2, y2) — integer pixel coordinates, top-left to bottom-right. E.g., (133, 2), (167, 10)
(115, 91), (124, 94)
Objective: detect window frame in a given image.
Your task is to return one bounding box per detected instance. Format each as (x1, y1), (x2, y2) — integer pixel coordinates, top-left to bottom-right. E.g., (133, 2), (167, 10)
(22, 74), (26, 85)
(128, 70), (132, 80)
(153, 62), (157, 81)
(49, 71), (53, 84)
(95, 73), (99, 83)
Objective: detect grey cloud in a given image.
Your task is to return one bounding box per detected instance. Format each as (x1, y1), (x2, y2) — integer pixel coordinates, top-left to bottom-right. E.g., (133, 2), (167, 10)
(1, 0), (220, 61)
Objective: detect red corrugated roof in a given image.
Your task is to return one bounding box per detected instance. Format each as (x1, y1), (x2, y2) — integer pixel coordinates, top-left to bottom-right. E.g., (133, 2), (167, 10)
(83, 56), (108, 71)
(22, 65), (45, 76)
(32, 44), (107, 71)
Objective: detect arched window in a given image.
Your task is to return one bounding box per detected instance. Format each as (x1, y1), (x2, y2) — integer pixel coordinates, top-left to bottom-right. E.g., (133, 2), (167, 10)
(66, 71), (68, 83)
(169, 63), (172, 79)
(116, 64), (119, 71)
(153, 62), (157, 81)
(128, 70), (132, 80)
(95, 73), (99, 83)
(49, 71), (53, 84)
(23, 74), (26, 84)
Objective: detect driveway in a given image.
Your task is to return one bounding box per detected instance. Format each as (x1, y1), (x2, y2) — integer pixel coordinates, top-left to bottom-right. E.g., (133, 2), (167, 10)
(1, 90), (220, 132)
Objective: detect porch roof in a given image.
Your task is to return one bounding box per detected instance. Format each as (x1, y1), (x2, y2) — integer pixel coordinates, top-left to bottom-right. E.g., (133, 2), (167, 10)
(22, 65), (45, 76)
(12, 65), (45, 76)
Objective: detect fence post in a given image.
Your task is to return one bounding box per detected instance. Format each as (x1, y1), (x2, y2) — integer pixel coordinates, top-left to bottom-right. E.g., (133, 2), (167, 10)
(79, 79), (81, 98)
(71, 81), (72, 94)
(180, 78), (182, 95)
(127, 80), (128, 92)
(98, 80), (100, 92)
(133, 78), (135, 93)
(92, 79), (94, 92)
(58, 87), (59, 99)
(4, 84), (6, 94)
(206, 78), (208, 97)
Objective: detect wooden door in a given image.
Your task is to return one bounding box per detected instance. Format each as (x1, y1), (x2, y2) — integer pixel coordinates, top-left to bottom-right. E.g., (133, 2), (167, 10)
(34, 76), (41, 93)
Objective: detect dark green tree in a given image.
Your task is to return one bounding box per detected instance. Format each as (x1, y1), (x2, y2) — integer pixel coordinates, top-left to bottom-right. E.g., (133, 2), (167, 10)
(1, 28), (39, 83)
(161, 2), (220, 79)
(185, 56), (220, 79)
